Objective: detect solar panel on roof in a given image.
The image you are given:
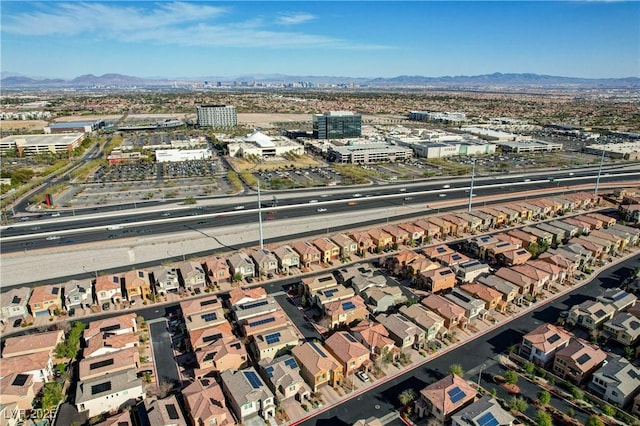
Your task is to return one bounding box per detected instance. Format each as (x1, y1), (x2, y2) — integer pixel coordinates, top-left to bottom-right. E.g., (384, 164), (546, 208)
(243, 299), (269, 310)
(440, 270), (453, 275)
(112, 276), (119, 283)
(344, 333), (358, 343)
(52, 287), (59, 295)
(99, 324), (121, 333)
(200, 298), (218, 306)
(477, 412), (500, 426)
(248, 317), (275, 327)
(497, 242), (510, 248)
(342, 301), (355, 311)
(612, 292), (628, 302)
(547, 334), (561, 344)
(243, 371), (263, 389)
(437, 247), (446, 253)
(452, 254), (461, 260)
(11, 296), (20, 304)
(284, 357), (298, 369)
(310, 341), (327, 358)
(89, 358), (115, 370)
(202, 333), (222, 343)
(12, 374), (29, 386)
(323, 288), (339, 297)
(201, 312), (218, 322)
(577, 353), (591, 365)
(265, 332), (281, 344)
(165, 403), (180, 420)
(447, 386), (467, 404)
(595, 309), (607, 318)
(91, 381), (112, 395)
(203, 352), (216, 362)
(265, 366), (275, 377)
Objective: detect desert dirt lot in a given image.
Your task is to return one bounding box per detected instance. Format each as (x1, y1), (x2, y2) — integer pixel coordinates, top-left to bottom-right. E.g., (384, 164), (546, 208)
(229, 154), (323, 172)
(0, 120), (48, 131)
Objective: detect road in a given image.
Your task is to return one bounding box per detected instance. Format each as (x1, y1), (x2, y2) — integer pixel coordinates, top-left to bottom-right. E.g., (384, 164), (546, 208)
(2, 166), (638, 253)
(294, 254), (640, 426)
(147, 319), (181, 387)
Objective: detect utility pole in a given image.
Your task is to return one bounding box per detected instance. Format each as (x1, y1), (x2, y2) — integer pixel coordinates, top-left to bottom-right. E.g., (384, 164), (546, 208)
(594, 147), (605, 195)
(258, 180), (264, 249)
(468, 158), (476, 213)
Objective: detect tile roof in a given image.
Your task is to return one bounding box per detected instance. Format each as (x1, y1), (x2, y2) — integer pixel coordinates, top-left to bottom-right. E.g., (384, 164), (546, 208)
(420, 374), (476, 416)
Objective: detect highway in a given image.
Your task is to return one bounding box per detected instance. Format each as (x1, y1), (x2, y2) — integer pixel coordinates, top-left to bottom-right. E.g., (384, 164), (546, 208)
(1, 166), (638, 253)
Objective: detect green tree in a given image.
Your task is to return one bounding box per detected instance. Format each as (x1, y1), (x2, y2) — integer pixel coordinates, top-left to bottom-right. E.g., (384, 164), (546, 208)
(602, 405), (616, 416)
(567, 407), (575, 417)
(570, 385), (584, 400)
(509, 396), (528, 413)
(183, 196), (196, 205)
(40, 382), (63, 410)
(233, 272), (243, 282)
(449, 364), (464, 377)
(535, 410), (553, 426)
(54, 321), (86, 359)
(524, 361), (535, 375)
(585, 416), (605, 426)
(398, 388), (417, 406)
(505, 370), (518, 385)
(537, 390), (551, 406)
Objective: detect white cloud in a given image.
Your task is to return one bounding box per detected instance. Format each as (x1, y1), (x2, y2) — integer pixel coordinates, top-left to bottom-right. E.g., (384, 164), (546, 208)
(2, 2), (391, 50)
(276, 12), (316, 25)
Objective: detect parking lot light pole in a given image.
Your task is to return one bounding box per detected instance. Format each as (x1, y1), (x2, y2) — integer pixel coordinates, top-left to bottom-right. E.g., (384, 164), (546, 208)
(468, 158), (476, 213)
(258, 180), (264, 250)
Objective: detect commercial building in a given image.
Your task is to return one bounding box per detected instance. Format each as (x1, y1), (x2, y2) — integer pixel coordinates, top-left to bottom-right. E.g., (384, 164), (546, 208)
(0, 133), (84, 156)
(328, 143), (413, 164)
(389, 135), (496, 159)
(585, 142), (640, 160)
(196, 104), (237, 128)
(313, 111), (361, 140)
(154, 149), (212, 162)
(497, 139), (564, 153)
(227, 130), (304, 159)
(44, 120), (104, 134)
(408, 111), (466, 123)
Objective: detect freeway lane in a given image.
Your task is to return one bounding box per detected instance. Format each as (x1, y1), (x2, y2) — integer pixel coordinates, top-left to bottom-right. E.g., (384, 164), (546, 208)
(2, 172), (639, 253)
(296, 255), (640, 426)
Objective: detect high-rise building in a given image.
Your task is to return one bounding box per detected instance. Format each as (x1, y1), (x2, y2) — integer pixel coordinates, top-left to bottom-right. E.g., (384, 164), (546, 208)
(196, 104), (237, 128)
(312, 111), (361, 140)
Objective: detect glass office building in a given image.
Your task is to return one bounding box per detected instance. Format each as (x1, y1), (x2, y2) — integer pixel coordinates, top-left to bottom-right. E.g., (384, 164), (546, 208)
(313, 111), (362, 140)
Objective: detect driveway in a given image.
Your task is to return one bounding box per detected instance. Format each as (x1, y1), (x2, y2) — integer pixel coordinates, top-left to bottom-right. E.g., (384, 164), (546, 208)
(275, 293), (324, 342)
(148, 319), (181, 387)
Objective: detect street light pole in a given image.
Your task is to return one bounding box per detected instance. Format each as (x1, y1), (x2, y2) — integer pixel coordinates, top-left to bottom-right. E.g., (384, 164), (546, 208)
(594, 147), (605, 195)
(257, 180), (264, 250)
(477, 364), (485, 387)
(468, 158), (476, 213)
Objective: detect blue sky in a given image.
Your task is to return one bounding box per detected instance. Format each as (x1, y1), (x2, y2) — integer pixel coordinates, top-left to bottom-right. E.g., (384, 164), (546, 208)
(2, 1), (638, 79)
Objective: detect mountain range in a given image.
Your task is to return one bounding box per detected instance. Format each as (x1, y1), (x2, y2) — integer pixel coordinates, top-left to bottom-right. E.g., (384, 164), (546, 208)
(1, 72), (638, 89)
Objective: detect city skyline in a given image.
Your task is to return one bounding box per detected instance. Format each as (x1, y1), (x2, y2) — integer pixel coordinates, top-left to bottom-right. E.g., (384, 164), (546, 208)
(1, 1), (639, 80)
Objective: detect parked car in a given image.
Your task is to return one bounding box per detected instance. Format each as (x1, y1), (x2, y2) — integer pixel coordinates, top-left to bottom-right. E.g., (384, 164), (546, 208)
(356, 370), (370, 382)
(68, 308), (76, 317)
(102, 302), (110, 311)
(12, 318), (22, 328)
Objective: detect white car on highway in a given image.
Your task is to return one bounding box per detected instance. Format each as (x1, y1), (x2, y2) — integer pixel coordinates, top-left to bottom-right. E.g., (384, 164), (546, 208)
(317, 208), (327, 212)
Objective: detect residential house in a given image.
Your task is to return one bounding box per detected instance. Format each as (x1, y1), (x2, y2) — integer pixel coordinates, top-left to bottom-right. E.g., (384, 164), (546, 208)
(2, 329), (64, 358)
(315, 284), (355, 309)
(527, 199), (554, 218)
(325, 331), (371, 376)
(376, 313), (426, 350)
(0, 352), (53, 383)
(227, 251), (256, 279)
(242, 311), (289, 338)
(428, 217), (454, 237)
(550, 220), (580, 239)
(586, 213), (616, 228)
(250, 248), (279, 277)
(202, 255), (231, 287)
(351, 319), (396, 359)
(83, 313), (137, 342)
(75, 368), (145, 418)
(0, 373), (38, 412)
(459, 283), (503, 314)
(466, 235), (500, 259)
(399, 304), (445, 341)
(397, 222), (425, 244)
(421, 294), (467, 331)
(511, 264), (551, 293)
(362, 286), (407, 314)
(367, 228), (393, 251)
(553, 338), (607, 384)
(567, 300), (616, 330)
(273, 245), (301, 274)
(451, 397), (515, 426)
(177, 261), (207, 290)
(349, 231), (376, 255)
(440, 214), (469, 235)
(261, 355), (311, 403)
(477, 207), (505, 226)
(413, 219), (441, 242)
(141, 395), (188, 426)
(195, 335), (247, 373)
(291, 341), (343, 391)
(444, 289), (486, 322)
(291, 241), (322, 268)
(121, 270), (152, 302)
(551, 196), (574, 213)
(580, 234), (615, 256)
(183, 377), (234, 426)
(492, 206), (519, 224)
(467, 210), (494, 230)
(384, 250), (420, 277)
(28, 284), (63, 317)
(63, 279), (92, 309)
(94, 275), (123, 304)
(188, 322), (235, 352)
(220, 368), (276, 422)
(381, 224), (410, 246)
(418, 266), (456, 293)
(476, 274), (519, 306)
(529, 259), (566, 287)
(535, 223), (565, 245)
(453, 260), (490, 283)
(601, 228), (631, 251)
(562, 242), (595, 266)
(149, 266), (180, 294)
(522, 226), (554, 246)
(506, 229), (538, 248)
(494, 267), (535, 296)
(603, 313), (640, 346)
(539, 252), (577, 278)
(78, 347), (139, 381)
(620, 204), (640, 223)
(312, 237), (341, 263)
(424, 244), (455, 262)
(589, 355), (640, 408)
(324, 295), (368, 329)
(597, 288), (636, 314)
(228, 286), (269, 315)
(519, 323), (572, 367)
(0, 287), (31, 324)
(562, 218), (592, 236)
(592, 229), (625, 252)
(486, 242), (522, 265)
(500, 248), (532, 267)
(330, 234), (358, 259)
(577, 215), (603, 231)
(439, 252), (472, 268)
(181, 295), (226, 329)
(83, 329), (139, 359)
(252, 325), (300, 362)
(610, 223), (640, 246)
(415, 374), (476, 421)
(516, 201), (543, 220)
(302, 274), (338, 297)
(506, 202), (533, 221)
(455, 213), (483, 233)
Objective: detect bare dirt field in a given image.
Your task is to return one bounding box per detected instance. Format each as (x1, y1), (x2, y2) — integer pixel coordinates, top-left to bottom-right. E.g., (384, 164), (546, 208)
(229, 154), (323, 172)
(0, 120), (48, 131)
(238, 113), (310, 128)
(53, 115), (123, 122)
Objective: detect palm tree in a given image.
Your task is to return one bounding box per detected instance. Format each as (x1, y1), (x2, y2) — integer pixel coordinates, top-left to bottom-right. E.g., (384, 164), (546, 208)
(449, 364), (464, 377)
(398, 388), (417, 406)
